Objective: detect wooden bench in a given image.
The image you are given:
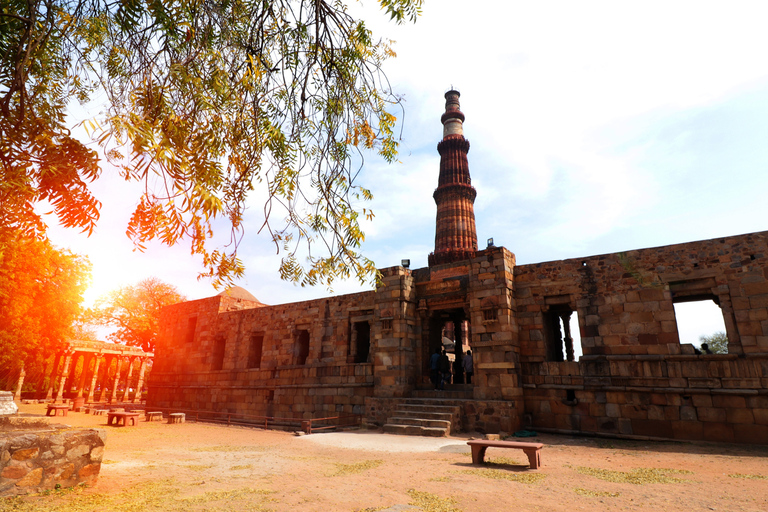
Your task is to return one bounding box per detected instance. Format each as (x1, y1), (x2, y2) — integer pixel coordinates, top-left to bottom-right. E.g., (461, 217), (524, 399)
(145, 411), (163, 422)
(46, 404), (69, 417)
(467, 440), (544, 469)
(107, 411), (140, 426)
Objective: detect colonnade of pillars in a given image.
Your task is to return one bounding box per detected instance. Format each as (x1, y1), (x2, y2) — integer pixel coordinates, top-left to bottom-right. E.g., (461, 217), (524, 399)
(14, 351), (150, 404)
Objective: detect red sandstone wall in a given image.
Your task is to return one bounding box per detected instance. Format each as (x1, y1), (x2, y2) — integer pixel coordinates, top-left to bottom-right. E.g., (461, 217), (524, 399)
(515, 231), (768, 357)
(149, 292), (376, 419)
(515, 231), (768, 443)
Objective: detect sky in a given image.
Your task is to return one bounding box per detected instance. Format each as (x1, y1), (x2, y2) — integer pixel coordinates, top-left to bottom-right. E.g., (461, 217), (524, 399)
(46, 0), (768, 347)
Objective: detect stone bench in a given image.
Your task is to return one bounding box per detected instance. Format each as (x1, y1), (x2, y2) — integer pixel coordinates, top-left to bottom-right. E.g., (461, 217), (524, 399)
(168, 413), (185, 424)
(46, 404), (69, 417)
(107, 411), (141, 426)
(145, 411), (163, 422)
(92, 409), (106, 416)
(467, 440), (544, 469)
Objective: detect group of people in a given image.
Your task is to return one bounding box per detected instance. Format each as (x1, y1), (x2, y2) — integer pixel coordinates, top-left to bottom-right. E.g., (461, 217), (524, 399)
(429, 348), (473, 390)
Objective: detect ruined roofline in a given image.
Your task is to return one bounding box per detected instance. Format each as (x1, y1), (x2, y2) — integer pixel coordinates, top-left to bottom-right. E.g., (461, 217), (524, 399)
(215, 289), (376, 310)
(516, 229), (768, 268)
(163, 288), (377, 313)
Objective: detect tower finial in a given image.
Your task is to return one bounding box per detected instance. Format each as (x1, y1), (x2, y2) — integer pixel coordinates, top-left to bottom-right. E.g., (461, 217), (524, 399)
(441, 89), (465, 138)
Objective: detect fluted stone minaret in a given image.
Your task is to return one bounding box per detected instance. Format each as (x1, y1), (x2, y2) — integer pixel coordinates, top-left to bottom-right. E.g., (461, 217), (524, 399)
(428, 90), (478, 266)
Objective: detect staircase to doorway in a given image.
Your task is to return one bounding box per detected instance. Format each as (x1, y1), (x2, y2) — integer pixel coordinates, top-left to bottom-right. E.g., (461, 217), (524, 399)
(382, 385), (473, 437)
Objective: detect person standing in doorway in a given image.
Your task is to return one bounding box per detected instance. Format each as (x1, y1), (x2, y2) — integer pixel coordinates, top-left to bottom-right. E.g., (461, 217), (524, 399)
(429, 348), (441, 389)
(463, 350), (474, 384)
(438, 349), (451, 389)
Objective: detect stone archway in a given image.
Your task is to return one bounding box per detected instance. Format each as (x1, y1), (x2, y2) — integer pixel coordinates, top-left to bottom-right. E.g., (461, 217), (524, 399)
(423, 308), (470, 386)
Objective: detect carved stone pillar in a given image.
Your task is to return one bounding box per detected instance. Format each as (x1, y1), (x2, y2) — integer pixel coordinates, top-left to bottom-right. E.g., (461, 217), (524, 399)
(45, 352), (63, 400)
(98, 356), (112, 402)
(76, 354), (92, 398)
(87, 355), (103, 402)
(14, 364), (25, 401)
(121, 357), (136, 402)
(562, 311), (574, 362)
(55, 352), (73, 403)
(36, 356), (50, 399)
(110, 357), (123, 403)
(66, 353), (79, 394)
(132, 358), (148, 403)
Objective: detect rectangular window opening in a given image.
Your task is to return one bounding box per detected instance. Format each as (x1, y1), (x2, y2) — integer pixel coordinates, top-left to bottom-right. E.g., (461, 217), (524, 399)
(295, 329), (310, 365)
(672, 295), (729, 354)
(212, 335), (226, 370)
(185, 316), (197, 343)
(543, 306), (582, 362)
(247, 333), (264, 369)
(353, 321), (371, 364)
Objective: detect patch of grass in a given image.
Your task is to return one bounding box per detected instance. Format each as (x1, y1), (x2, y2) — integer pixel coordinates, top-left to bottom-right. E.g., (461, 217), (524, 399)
(180, 487), (275, 505)
(7, 480), (277, 512)
(485, 456), (521, 466)
(574, 488), (621, 497)
(574, 466), (693, 485)
(184, 464), (215, 471)
(459, 468), (546, 484)
(353, 508), (387, 512)
(429, 476), (452, 482)
(328, 459), (383, 476)
(729, 473), (767, 480)
(407, 489), (462, 512)
(4, 479), (178, 511)
(0, 416), (51, 431)
(190, 445), (268, 453)
(230, 464), (253, 471)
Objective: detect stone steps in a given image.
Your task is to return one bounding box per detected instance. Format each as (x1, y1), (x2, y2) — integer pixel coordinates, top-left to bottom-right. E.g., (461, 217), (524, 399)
(388, 416), (452, 429)
(411, 386), (474, 400)
(382, 398), (462, 438)
(382, 423), (448, 437)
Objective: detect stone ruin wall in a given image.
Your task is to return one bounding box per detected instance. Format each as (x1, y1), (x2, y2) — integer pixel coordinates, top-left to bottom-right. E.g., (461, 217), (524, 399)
(149, 292), (376, 420)
(514, 230), (768, 443)
(1, 428), (105, 496)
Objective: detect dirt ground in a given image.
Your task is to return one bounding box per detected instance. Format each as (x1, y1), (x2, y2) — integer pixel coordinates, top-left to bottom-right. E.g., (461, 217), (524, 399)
(4, 403), (768, 512)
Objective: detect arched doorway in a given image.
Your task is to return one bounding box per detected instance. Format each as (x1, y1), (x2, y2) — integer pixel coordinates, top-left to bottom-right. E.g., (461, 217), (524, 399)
(424, 308), (471, 385)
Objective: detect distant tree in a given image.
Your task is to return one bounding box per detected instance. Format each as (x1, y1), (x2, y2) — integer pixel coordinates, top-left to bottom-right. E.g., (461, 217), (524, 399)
(699, 331), (728, 354)
(0, 230), (91, 390)
(1, 0), (423, 288)
(89, 278), (186, 352)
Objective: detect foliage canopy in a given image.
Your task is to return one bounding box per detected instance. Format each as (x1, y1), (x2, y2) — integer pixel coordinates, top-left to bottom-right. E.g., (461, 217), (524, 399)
(1, 0), (422, 288)
(699, 331), (728, 354)
(88, 277), (186, 352)
(0, 230), (91, 390)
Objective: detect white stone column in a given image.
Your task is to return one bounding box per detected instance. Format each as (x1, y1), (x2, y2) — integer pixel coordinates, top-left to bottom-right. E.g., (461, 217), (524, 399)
(121, 357), (136, 402)
(13, 364), (25, 401)
(55, 352), (73, 403)
(87, 354), (103, 402)
(110, 357), (123, 403)
(132, 358), (148, 403)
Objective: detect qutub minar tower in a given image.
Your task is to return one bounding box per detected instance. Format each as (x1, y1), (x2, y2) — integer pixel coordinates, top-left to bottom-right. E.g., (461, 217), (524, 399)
(429, 89), (479, 266)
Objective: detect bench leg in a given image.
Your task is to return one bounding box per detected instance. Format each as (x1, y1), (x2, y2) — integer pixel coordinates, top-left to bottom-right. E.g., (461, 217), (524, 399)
(471, 445), (488, 464)
(524, 449), (541, 469)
